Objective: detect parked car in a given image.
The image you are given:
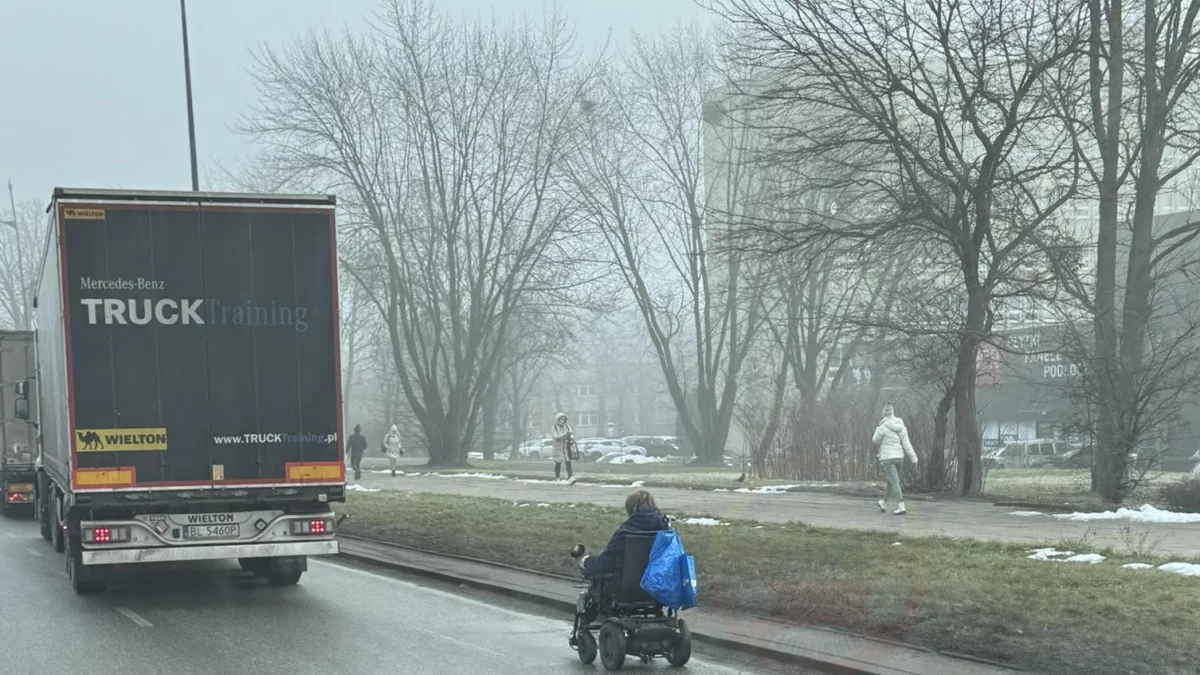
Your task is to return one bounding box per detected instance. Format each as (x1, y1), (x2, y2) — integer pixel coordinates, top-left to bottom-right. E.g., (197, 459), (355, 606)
(984, 439), (1077, 469)
(621, 436), (680, 457)
(585, 439), (646, 461)
(516, 438), (555, 460)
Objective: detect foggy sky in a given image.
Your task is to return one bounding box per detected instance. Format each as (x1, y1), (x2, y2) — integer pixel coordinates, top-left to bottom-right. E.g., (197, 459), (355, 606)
(0, 0), (706, 205)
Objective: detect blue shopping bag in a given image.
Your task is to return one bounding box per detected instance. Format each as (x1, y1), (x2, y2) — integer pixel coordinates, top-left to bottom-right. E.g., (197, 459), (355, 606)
(640, 529), (696, 610)
(679, 554), (697, 610)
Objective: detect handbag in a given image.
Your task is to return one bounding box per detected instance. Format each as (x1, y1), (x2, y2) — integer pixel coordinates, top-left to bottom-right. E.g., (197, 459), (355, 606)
(567, 438), (581, 461)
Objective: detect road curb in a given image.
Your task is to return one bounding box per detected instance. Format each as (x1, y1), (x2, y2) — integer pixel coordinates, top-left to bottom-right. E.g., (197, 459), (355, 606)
(335, 534), (1022, 675)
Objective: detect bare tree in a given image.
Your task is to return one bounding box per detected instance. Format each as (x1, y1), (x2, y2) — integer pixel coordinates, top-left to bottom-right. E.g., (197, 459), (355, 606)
(242, 0), (599, 466)
(1040, 0), (1200, 502)
(0, 197), (44, 330)
(571, 27), (769, 464)
(712, 0), (1084, 494)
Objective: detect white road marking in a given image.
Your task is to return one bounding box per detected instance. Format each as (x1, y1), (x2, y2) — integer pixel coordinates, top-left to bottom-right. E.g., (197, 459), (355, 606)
(24, 547), (41, 557)
(115, 607), (154, 628)
(312, 559), (564, 625)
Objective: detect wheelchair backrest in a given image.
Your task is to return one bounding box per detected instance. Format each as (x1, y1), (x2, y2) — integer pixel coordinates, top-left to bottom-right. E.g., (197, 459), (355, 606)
(617, 531), (659, 603)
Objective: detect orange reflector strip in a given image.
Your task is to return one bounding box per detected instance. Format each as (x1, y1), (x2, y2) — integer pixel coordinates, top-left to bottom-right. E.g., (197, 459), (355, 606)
(75, 468), (135, 487)
(285, 462), (342, 481)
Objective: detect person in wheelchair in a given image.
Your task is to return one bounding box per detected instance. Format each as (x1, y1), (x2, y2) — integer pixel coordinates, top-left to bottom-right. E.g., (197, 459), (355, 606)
(569, 490), (691, 669)
(575, 490), (669, 576)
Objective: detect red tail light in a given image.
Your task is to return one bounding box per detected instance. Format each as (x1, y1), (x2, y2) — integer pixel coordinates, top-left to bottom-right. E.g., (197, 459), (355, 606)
(82, 526), (131, 543)
(289, 518), (333, 535)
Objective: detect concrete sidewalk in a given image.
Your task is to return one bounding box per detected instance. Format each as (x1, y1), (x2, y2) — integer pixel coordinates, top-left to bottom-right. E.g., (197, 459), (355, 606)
(354, 472), (1200, 557)
(337, 535), (1023, 675)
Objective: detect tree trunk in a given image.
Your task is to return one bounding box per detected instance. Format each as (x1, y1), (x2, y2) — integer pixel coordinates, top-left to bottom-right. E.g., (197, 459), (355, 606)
(929, 387), (953, 491)
(341, 331), (357, 441)
(953, 285), (987, 496)
(753, 357), (791, 477)
(482, 376), (499, 461)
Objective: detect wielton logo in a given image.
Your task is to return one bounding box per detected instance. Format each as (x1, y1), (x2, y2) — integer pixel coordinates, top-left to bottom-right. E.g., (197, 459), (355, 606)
(64, 208), (105, 220)
(79, 298), (309, 332)
(76, 427), (168, 452)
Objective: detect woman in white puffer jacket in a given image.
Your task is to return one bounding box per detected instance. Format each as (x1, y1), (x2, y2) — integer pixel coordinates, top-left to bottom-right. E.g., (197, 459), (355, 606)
(872, 403), (919, 515)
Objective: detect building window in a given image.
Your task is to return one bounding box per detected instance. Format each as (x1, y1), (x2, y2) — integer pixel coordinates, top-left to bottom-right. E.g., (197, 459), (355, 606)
(574, 384), (595, 397)
(578, 412), (600, 427)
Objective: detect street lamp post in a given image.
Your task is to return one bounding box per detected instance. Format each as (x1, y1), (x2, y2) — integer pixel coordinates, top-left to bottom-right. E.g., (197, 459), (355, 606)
(180, 0), (199, 191)
(4, 180), (27, 329)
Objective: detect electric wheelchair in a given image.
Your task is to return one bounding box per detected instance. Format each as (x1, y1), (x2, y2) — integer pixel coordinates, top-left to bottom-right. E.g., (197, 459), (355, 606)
(568, 531), (692, 670)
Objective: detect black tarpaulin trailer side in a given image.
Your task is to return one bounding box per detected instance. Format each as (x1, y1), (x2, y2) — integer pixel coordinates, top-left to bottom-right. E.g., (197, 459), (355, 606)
(49, 192), (342, 491)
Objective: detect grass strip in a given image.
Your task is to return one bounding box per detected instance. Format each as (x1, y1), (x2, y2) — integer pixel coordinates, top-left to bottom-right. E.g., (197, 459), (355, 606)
(336, 491), (1200, 675)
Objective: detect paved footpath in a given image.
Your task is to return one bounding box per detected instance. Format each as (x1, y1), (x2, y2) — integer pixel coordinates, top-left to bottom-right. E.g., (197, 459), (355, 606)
(355, 471), (1200, 558)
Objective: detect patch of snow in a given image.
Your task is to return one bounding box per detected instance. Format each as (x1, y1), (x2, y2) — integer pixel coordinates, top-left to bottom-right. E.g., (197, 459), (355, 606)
(679, 517), (723, 526)
(536, 503), (551, 508)
(753, 526), (764, 530)
(713, 488), (730, 492)
(1027, 548), (1105, 564)
(516, 503), (531, 508)
(1054, 504), (1200, 524)
(346, 484), (380, 493)
(734, 484), (800, 494)
(1159, 562), (1200, 577)
(1123, 563), (1155, 570)
(568, 504), (577, 508)
(442, 472), (508, 480)
(630, 481), (645, 487)
(1010, 511), (1046, 517)
(466, 452), (484, 460)
(892, 542), (903, 547)
(1028, 548), (1074, 561)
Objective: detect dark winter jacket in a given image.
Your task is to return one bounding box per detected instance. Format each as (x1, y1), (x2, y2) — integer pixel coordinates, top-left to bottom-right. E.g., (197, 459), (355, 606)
(584, 509), (670, 576)
(348, 432), (368, 457)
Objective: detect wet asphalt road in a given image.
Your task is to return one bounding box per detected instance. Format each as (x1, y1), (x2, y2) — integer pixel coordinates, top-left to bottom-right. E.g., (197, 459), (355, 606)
(0, 512), (789, 675)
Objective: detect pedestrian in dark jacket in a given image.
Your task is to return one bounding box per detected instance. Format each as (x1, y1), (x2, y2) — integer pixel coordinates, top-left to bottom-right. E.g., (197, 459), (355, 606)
(580, 490), (670, 576)
(348, 425), (368, 481)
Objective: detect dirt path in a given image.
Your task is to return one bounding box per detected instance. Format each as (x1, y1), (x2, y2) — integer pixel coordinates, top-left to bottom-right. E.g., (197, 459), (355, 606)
(353, 471), (1200, 557)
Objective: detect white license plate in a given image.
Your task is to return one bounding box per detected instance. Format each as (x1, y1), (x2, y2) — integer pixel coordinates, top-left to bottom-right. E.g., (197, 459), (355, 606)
(181, 524), (240, 540)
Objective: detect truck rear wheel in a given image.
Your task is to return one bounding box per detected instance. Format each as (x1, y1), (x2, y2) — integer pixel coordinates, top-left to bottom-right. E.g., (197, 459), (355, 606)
(238, 557), (270, 575)
(266, 556), (306, 586)
(36, 474), (51, 541)
(50, 490), (65, 553)
(268, 568), (304, 586)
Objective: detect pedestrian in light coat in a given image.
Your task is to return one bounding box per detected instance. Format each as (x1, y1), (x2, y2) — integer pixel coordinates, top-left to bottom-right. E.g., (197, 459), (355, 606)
(872, 403), (919, 515)
(382, 424), (403, 477)
(551, 413), (577, 483)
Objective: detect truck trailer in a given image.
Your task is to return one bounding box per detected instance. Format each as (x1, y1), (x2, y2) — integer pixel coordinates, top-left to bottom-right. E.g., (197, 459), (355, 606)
(0, 331), (36, 516)
(23, 188), (344, 594)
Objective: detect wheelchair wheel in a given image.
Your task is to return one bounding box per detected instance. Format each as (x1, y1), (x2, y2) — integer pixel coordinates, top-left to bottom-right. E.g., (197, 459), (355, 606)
(599, 621), (627, 671)
(577, 631), (598, 665)
(666, 618), (692, 667)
